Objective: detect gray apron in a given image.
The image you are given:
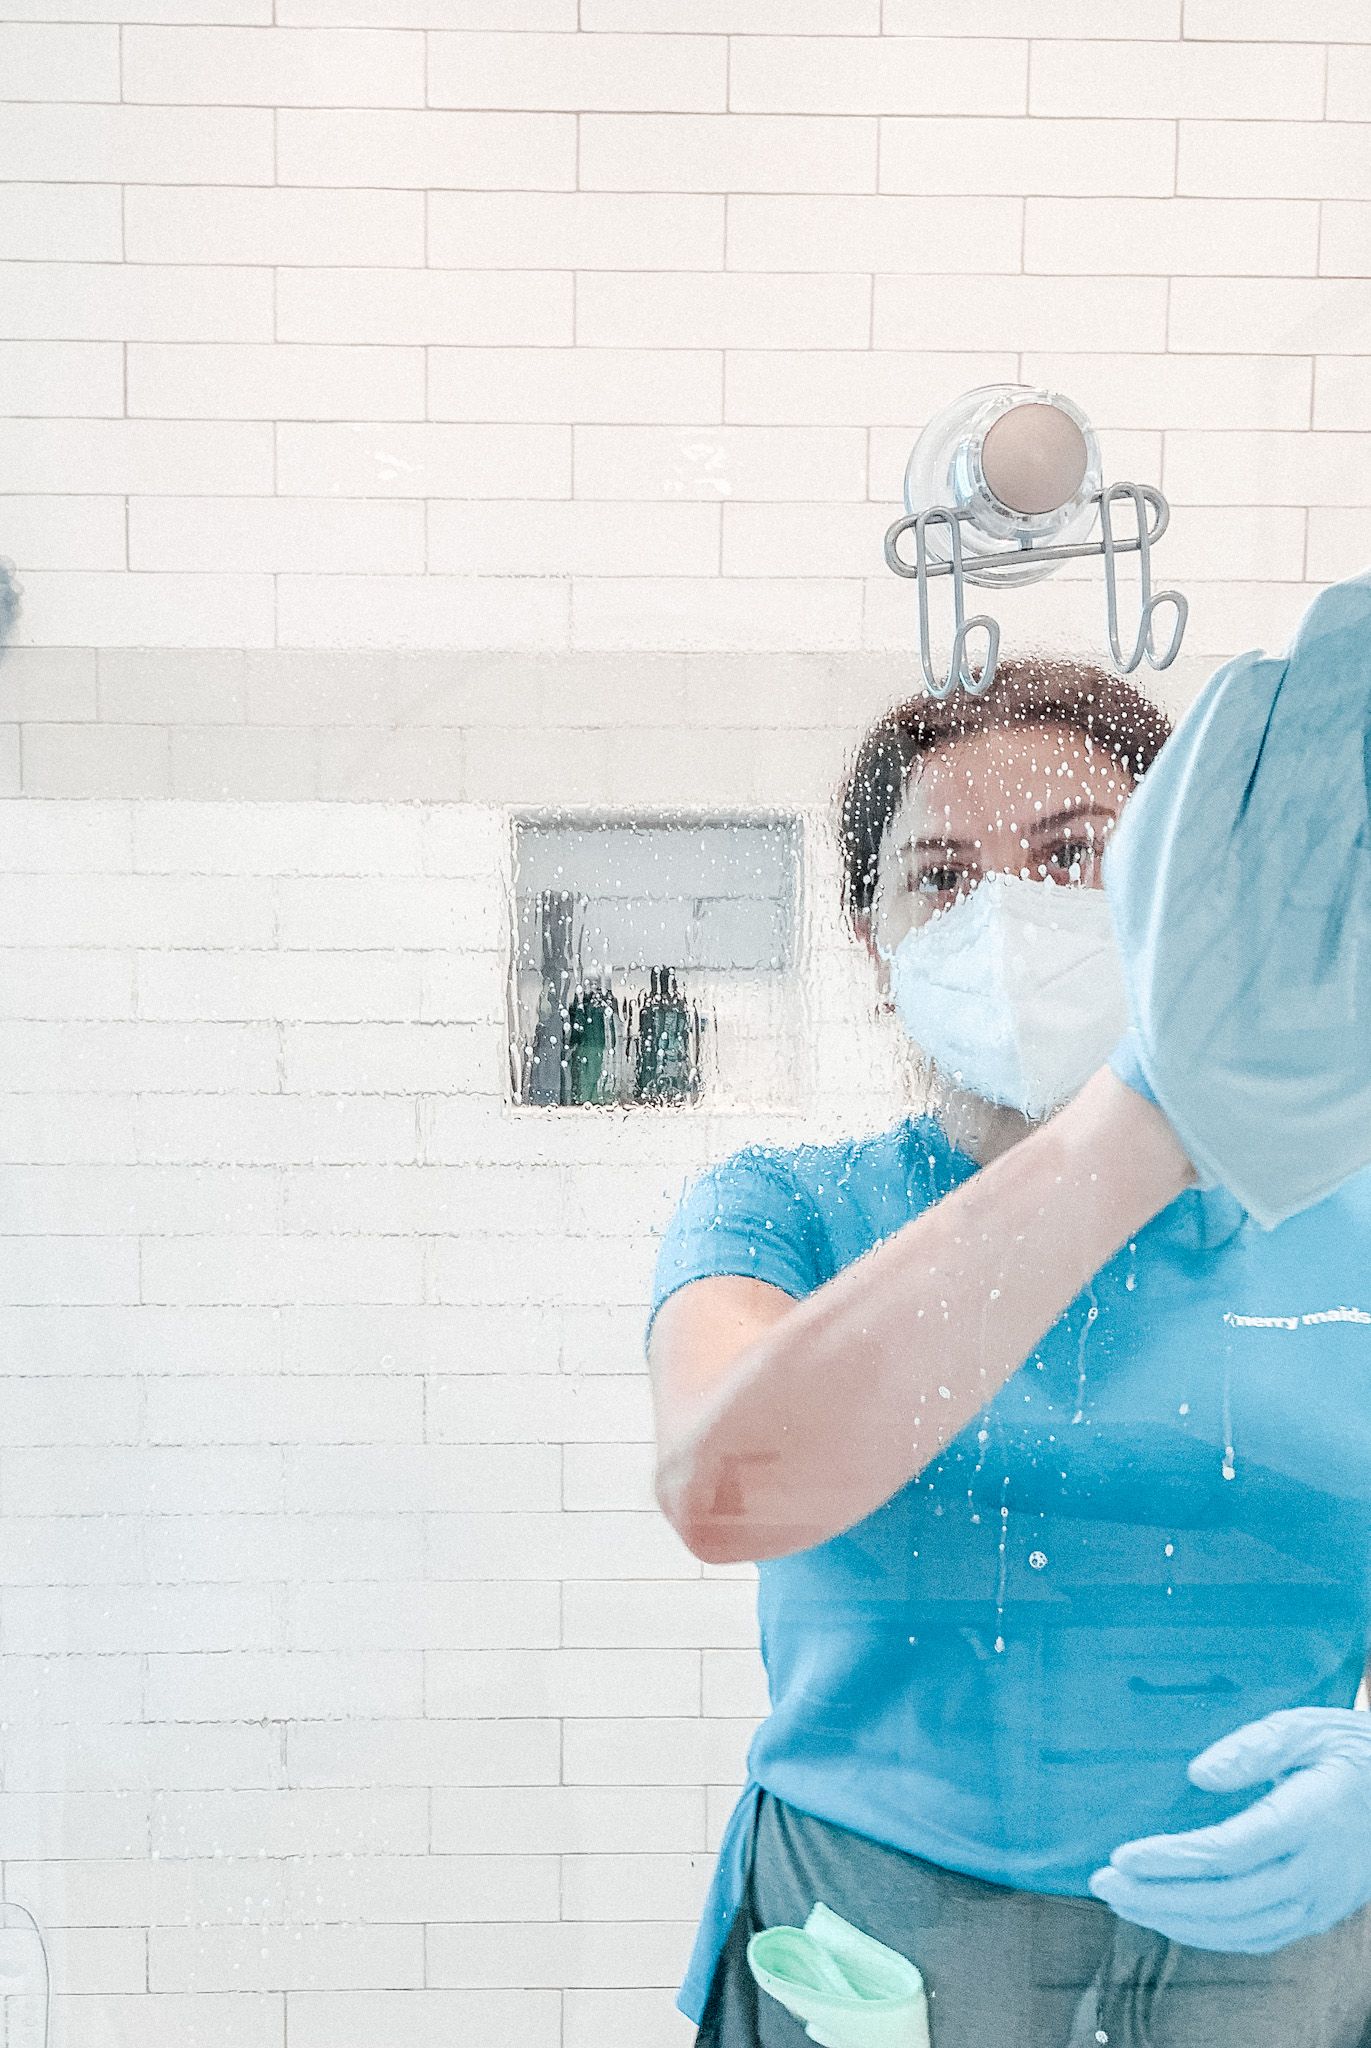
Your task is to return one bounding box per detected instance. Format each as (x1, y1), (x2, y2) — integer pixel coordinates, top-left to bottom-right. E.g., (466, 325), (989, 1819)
(696, 1787), (1371, 2048)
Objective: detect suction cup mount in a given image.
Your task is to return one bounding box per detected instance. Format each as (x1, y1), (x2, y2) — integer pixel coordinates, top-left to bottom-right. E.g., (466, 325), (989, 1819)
(885, 384), (1188, 699)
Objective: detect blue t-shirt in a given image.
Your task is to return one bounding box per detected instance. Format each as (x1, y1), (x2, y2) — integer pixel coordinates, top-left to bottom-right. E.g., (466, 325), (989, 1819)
(645, 1113), (1371, 2026)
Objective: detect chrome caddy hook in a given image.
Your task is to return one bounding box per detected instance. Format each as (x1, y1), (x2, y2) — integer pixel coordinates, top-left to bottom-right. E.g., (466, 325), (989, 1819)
(885, 384), (1188, 697)
(895, 507), (1000, 700)
(1099, 481), (1188, 675)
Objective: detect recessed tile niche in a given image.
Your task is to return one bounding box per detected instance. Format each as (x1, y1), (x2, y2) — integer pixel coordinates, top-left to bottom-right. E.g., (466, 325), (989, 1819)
(507, 810), (804, 1111)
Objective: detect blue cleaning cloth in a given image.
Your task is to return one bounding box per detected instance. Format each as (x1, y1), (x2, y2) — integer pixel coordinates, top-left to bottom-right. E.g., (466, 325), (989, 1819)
(1103, 572), (1371, 1229)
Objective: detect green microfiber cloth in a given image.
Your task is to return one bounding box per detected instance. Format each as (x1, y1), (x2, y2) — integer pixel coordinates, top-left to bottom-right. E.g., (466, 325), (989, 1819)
(746, 1900), (931, 2048)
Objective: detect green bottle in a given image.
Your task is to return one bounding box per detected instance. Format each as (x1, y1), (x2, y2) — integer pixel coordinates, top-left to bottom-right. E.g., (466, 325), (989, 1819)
(634, 966), (699, 1106)
(568, 974), (613, 1105)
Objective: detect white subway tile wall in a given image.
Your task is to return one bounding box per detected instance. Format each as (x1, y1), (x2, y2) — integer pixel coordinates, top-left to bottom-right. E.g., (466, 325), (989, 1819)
(0, 7), (1358, 656)
(1, 8), (1367, 2043)
(0, 781), (907, 2046)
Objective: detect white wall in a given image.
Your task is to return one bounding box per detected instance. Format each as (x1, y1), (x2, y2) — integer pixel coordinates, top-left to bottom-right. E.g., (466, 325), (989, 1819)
(1, 3), (1367, 671)
(3, 7), (1371, 2045)
(0, 784), (904, 2048)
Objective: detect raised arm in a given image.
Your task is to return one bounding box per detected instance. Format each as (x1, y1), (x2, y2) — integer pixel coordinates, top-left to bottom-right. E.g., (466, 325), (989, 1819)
(650, 1066), (1194, 1564)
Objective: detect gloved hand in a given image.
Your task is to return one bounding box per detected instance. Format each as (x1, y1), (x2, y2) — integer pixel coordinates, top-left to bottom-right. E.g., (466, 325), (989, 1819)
(1089, 1707), (1371, 1953)
(1103, 573), (1371, 1229)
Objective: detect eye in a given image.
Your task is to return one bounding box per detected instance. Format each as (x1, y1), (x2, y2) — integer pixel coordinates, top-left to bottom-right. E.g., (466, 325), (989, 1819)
(1042, 834), (1100, 882)
(911, 862), (964, 896)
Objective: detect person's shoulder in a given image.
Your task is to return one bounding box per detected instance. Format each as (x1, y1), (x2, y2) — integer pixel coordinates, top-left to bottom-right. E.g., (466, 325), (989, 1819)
(702, 1114), (928, 1198)
(668, 1131), (842, 1246)
(701, 1112), (951, 1240)
(645, 1131), (840, 1341)
(645, 1114), (952, 1347)
(659, 1129), (825, 1231)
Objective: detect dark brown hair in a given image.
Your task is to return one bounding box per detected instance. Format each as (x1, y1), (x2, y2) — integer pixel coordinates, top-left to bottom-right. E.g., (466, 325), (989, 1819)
(836, 653), (1173, 937)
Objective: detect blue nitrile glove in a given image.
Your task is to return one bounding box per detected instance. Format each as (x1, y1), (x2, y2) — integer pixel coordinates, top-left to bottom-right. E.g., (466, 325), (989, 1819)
(1089, 1708), (1371, 1954)
(1103, 572), (1371, 1230)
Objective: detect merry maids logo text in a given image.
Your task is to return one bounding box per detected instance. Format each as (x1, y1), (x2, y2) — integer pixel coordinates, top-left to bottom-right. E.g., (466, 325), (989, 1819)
(1223, 1307), (1371, 1329)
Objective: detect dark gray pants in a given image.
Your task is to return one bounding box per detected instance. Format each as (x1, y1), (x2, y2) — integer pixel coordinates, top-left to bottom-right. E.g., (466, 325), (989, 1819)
(696, 1789), (1371, 2048)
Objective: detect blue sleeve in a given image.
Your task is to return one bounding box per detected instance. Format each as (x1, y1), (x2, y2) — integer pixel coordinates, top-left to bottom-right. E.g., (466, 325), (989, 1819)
(644, 1145), (828, 1353)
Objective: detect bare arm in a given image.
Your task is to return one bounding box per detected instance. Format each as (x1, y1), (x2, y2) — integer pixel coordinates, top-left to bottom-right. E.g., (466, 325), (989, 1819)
(650, 1067), (1195, 1564)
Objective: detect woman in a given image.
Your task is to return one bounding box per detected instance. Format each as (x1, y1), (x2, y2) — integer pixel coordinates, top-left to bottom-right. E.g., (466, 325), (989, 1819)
(645, 652), (1371, 2048)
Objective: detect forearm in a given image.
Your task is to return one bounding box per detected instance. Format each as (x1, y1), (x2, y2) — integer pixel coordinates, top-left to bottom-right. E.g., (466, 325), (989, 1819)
(669, 1068), (1194, 1563)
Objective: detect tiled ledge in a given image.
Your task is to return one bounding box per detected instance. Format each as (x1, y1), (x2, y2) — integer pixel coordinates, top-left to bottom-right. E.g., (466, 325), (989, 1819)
(0, 645), (927, 805)
(0, 639), (1213, 803)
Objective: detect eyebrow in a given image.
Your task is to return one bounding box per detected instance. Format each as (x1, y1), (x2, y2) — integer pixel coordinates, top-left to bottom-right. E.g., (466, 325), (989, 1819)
(905, 802), (1118, 854)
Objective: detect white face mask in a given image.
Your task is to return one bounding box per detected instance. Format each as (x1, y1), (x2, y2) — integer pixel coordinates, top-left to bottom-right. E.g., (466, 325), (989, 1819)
(879, 872), (1128, 1121)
